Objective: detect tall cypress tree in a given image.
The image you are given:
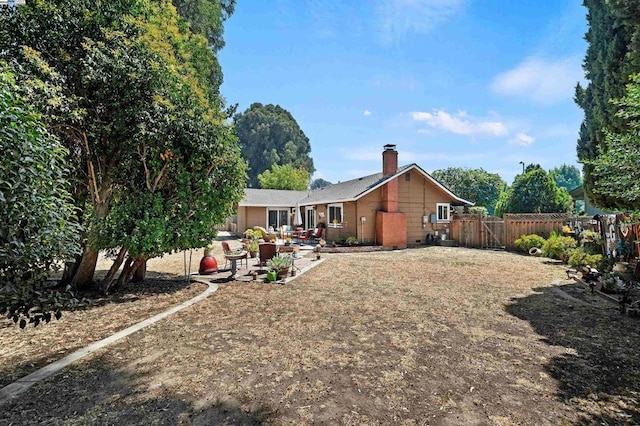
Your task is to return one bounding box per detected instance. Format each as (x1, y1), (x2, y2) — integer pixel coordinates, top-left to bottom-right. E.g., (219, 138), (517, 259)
(576, 0), (640, 208)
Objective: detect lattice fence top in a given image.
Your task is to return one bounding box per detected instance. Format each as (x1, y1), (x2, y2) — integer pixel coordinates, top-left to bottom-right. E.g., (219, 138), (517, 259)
(503, 213), (569, 222)
(451, 214), (481, 220)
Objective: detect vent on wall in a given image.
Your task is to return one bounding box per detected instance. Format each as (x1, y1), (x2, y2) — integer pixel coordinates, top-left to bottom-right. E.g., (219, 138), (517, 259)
(405, 173), (411, 182)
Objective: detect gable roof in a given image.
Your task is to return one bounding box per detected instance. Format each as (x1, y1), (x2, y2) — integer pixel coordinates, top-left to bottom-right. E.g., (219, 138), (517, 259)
(239, 188), (308, 207)
(237, 163), (474, 208)
(298, 163), (473, 206)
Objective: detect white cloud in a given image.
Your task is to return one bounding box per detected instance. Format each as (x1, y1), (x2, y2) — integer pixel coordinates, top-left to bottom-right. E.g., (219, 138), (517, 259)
(491, 56), (583, 104)
(509, 132), (535, 146)
(375, 0), (465, 44)
(411, 110), (507, 137)
(363, 109), (372, 116)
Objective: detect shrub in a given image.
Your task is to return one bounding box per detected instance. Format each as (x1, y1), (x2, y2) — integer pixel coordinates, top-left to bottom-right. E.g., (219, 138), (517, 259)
(469, 206), (488, 217)
(542, 232), (577, 263)
(345, 236), (358, 245)
(514, 234), (546, 253)
(568, 247), (603, 269)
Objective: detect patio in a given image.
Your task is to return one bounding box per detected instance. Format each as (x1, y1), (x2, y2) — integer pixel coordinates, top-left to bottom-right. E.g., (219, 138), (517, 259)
(199, 240), (321, 284)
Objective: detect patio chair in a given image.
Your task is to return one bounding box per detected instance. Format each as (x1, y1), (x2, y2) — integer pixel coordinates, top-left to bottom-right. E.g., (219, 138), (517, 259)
(291, 227), (305, 242)
(252, 226), (277, 242)
(221, 241), (248, 269)
(308, 227), (324, 244)
(296, 229), (313, 244)
(258, 242), (278, 266)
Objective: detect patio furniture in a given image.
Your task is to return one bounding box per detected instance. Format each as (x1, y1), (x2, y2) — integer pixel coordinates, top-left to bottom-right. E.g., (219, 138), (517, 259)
(221, 241), (248, 269)
(299, 227), (324, 245)
(252, 226), (277, 242)
(292, 227), (305, 241)
(296, 228), (314, 244)
(258, 242), (278, 266)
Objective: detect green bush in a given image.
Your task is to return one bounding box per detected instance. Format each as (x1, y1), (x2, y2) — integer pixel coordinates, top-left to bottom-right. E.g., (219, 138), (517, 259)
(542, 232), (577, 263)
(568, 247), (603, 269)
(514, 234), (546, 253)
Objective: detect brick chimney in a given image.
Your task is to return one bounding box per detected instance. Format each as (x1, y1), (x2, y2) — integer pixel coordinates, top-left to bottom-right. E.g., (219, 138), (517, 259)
(382, 144), (398, 176)
(381, 144), (399, 212)
(376, 144), (406, 248)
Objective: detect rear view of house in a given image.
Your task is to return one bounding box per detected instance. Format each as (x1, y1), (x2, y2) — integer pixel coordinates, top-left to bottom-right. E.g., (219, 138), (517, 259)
(235, 145), (473, 248)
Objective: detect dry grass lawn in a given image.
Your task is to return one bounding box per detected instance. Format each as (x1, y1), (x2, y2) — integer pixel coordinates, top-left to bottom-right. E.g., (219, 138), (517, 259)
(2, 246), (640, 425)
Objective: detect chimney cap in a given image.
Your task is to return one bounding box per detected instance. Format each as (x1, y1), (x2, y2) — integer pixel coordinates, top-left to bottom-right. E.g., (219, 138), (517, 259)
(383, 144), (397, 151)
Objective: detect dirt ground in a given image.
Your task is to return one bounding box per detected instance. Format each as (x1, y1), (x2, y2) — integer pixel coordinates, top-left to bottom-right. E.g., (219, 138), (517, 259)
(2, 246), (640, 425)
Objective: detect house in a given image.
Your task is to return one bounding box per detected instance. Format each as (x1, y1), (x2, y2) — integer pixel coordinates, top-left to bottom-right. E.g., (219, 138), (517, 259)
(236, 144), (473, 248)
(568, 185), (607, 216)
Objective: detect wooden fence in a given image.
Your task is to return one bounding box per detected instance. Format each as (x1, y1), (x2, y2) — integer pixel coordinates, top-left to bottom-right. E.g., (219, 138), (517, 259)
(451, 213), (570, 250)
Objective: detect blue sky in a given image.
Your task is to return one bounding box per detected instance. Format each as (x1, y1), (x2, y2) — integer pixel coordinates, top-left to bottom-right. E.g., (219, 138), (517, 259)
(219, 0), (587, 185)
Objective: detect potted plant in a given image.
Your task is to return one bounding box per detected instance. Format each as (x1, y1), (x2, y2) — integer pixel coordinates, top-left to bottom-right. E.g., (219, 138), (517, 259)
(244, 229), (261, 258)
(203, 243), (216, 258)
(600, 272), (626, 294)
(267, 256), (293, 279)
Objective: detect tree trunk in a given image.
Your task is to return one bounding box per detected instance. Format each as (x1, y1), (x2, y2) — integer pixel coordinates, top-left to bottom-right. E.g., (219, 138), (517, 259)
(115, 256), (147, 287)
(100, 247), (127, 294)
(71, 246), (99, 290)
(132, 259), (147, 282)
(115, 256), (136, 289)
(60, 254), (81, 286)
(70, 183), (112, 288)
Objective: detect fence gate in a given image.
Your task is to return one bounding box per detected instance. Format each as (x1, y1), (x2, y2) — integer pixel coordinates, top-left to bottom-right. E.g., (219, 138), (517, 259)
(451, 213), (569, 250)
(451, 214), (505, 249)
(481, 216), (505, 249)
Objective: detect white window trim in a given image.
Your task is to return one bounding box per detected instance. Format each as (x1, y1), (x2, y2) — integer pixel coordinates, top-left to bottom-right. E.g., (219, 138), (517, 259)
(266, 207), (290, 229)
(327, 203), (344, 227)
(305, 206), (316, 229)
(436, 203), (450, 222)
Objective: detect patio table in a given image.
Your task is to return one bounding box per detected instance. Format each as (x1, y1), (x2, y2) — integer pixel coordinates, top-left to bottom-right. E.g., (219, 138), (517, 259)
(225, 251), (248, 279)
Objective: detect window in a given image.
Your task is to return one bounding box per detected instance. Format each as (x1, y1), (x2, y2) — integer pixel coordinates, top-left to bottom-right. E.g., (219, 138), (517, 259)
(436, 203), (450, 222)
(305, 207), (316, 229)
(267, 208), (290, 229)
(328, 203), (343, 226)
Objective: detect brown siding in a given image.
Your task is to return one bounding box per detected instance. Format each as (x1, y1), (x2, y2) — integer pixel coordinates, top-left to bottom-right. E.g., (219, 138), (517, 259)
(241, 207), (267, 233)
(324, 201), (358, 242)
(398, 169), (458, 245)
(356, 189), (383, 243)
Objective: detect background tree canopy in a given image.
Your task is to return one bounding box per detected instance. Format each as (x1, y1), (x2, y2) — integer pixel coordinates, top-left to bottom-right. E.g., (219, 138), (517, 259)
(495, 165), (573, 217)
(234, 103), (315, 188)
(310, 178), (333, 190)
(549, 164), (582, 191)
(258, 164), (309, 191)
(430, 167), (505, 215)
(576, 0), (640, 208)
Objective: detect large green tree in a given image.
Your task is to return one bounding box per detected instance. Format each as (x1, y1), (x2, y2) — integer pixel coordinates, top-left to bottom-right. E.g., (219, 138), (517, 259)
(0, 67), (81, 326)
(431, 167), (505, 215)
(258, 164), (309, 191)
(495, 165), (573, 216)
(576, 0), (640, 208)
(234, 103), (315, 187)
(586, 74), (640, 210)
(0, 0), (245, 289)
(549, 164), (582, 191)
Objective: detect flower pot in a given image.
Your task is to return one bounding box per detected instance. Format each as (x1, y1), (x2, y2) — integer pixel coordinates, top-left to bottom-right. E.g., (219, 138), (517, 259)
(276, 268), (289, 279)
